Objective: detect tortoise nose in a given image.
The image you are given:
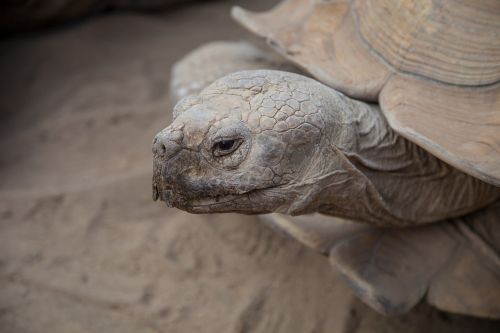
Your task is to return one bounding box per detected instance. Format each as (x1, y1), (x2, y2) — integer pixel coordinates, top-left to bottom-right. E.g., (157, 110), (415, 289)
(152, 128), (183, 159)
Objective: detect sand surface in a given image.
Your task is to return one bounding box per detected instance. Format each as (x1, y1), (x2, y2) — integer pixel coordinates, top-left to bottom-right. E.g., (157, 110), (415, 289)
(1, 1), (499, 332)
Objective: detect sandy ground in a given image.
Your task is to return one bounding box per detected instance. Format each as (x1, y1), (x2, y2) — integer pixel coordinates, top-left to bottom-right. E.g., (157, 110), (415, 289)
(1, 1), (500, 332)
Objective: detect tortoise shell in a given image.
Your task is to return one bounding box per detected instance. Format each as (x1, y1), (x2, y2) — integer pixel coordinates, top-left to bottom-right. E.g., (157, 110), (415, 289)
(232, 0), (500, 186)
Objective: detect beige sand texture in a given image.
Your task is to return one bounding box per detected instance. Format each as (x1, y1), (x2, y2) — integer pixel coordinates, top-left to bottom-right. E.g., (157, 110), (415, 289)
(0, 1), (499, 332)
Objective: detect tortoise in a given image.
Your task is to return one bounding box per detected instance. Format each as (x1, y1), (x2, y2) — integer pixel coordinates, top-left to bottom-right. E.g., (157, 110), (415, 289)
(152, 0), (500, 318)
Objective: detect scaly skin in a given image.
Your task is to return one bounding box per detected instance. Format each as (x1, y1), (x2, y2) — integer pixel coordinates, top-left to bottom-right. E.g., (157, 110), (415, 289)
(152, 70), (500, 226)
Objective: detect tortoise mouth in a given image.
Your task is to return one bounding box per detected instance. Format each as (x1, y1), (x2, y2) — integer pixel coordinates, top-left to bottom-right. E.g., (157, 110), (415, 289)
(154, 186), (264, 213)
(153, 176), (279, 214)
(189, 193), (242, 207)
(152, 157), (283, 213)
(186, 193), (251, 213)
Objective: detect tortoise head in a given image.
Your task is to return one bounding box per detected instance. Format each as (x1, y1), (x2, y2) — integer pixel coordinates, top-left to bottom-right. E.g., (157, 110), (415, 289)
(152, 70), (336, 214)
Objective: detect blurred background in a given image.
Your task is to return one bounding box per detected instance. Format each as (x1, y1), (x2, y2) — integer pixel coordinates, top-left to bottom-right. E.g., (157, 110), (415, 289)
(0, 1), (499, 332)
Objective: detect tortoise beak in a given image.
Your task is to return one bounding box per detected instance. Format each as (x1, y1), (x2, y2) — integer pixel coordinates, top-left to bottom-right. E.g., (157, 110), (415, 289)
(152, 126), (185, 204)
(152, 157), (167, 204)
(152, 183), (159, 201)
(152, 163), (178, 207)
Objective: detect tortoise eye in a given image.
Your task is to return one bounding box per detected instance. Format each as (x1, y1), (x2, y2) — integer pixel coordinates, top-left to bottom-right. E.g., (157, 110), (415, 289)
(213, 139), (242, 157)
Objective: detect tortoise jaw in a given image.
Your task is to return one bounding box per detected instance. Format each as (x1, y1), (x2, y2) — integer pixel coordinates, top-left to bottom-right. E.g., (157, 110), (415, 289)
(151, 182), (174, 207)
(152, 160), (254, 211)
(152, 157), (180, 207)
(185, 194), (245, 213)
(152, 189), (248, 213)
(189, 194), (240, 206)
(152, 179), (161, 202)
(185, 191), (270, 214)
(152, 158), (165, 202)
(156, 186), (275, 214)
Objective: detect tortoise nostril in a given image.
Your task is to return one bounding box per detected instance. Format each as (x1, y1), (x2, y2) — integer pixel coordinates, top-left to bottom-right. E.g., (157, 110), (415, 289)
(153, 129), (182, 159)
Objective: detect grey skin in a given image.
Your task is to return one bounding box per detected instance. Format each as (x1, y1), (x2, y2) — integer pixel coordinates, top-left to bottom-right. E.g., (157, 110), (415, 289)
(152, 70), (500, 227)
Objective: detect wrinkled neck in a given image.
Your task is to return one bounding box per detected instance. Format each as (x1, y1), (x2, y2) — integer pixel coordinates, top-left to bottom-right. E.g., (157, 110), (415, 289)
(334, 99), (413, 175)
(300, 94), (500, 225)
